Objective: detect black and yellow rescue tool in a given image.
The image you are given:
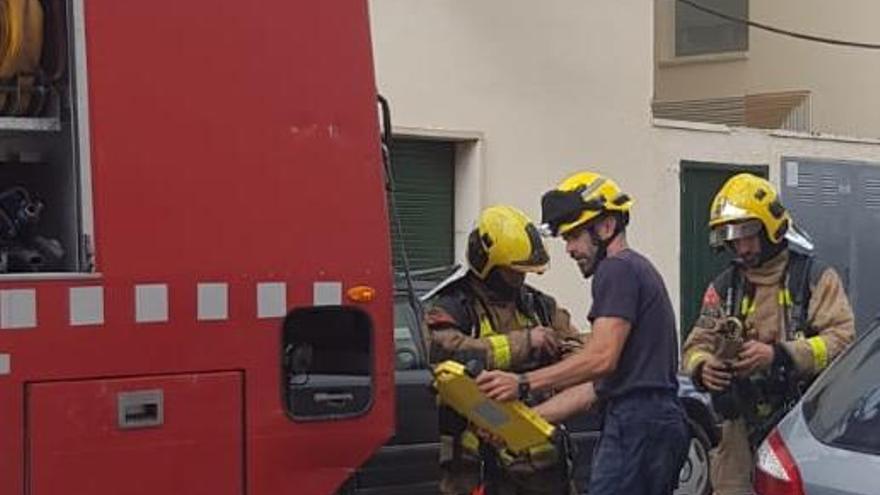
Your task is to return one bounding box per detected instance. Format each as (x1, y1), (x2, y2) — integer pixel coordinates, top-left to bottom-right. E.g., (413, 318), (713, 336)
(432, 359), (555, 454)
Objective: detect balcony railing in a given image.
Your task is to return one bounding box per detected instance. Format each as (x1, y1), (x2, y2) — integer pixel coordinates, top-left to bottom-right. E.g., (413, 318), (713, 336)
(653, 90), (811, 132)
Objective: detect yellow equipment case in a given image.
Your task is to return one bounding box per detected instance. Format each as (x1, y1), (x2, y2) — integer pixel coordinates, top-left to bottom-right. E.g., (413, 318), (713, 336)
(432, 359), (555, 454)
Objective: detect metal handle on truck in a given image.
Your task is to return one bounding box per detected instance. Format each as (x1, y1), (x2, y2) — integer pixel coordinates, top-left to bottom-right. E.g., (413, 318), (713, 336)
(117, 389), (164, 429)
(313, 391), (355, 408)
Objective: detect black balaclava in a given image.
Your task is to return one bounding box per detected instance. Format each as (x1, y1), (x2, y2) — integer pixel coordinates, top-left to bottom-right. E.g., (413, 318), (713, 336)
(484, 268), (523, 300)
(757, 232), (788, 267)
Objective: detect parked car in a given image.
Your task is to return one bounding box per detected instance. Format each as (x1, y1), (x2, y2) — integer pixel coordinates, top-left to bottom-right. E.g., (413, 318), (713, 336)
(754, 318), (880, 495)
(339, 272), (716, 494)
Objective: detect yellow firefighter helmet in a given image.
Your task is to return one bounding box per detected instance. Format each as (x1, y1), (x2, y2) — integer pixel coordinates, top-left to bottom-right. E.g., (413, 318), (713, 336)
(709, 173), (790, 247)
(467, 205), (549, 279)
(541, 171), (633, 237)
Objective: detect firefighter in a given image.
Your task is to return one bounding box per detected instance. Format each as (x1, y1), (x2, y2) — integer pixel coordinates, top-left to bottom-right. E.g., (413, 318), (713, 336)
(682, 173), (855, 495)
(478, 172), (690, 495)
(425, 204), (588, 495)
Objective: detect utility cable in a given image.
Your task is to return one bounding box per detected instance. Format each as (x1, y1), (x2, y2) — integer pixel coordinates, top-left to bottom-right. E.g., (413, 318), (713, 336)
(677, 0), (880, 50)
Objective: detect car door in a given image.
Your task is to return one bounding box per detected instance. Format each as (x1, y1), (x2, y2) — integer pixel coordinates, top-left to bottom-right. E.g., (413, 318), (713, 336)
(792, 322), (880, 495)
(343, 299), (439, 495)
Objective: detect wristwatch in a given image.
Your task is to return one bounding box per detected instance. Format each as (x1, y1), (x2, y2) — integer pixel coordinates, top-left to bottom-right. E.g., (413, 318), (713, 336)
(517, 373), (531, 400)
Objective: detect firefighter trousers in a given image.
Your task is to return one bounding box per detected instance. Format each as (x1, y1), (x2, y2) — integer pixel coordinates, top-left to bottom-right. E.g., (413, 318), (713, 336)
(710, 419), (753, 495)
(439, 457), (575, 495)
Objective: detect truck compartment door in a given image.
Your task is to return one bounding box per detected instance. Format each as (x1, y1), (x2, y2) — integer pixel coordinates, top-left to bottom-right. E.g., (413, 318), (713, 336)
(27, 371), (243, 495)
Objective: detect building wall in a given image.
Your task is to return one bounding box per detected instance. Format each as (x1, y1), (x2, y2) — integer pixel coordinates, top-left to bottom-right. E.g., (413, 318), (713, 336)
(370, 0), (880, 328)
(653, 120), (880, 319)
(654, 0), (748, 100)
(655, 0), (880, 138)
(369, 0), (656, 324)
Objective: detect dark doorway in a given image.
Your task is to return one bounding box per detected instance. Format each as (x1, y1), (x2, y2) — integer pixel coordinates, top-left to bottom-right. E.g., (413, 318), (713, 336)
(679, 161), (768, 340)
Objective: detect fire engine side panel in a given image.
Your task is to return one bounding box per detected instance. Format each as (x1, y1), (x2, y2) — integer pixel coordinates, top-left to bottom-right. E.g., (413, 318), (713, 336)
(0, 1), (392, 494)
(28, 372), (243, 495)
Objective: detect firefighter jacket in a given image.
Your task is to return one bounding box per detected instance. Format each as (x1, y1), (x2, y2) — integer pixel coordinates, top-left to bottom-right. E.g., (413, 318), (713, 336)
(424, 273), (583, 470)
(683, 249), (855, 380)
(425, 275), (582, 372)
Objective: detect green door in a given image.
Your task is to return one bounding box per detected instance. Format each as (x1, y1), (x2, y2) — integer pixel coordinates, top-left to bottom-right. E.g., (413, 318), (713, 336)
(389, 139), (455, 278)
(679, 162), (768, 340)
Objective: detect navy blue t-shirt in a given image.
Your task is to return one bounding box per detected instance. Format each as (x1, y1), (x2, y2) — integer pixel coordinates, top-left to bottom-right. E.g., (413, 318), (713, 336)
(588, 249), (679, 399)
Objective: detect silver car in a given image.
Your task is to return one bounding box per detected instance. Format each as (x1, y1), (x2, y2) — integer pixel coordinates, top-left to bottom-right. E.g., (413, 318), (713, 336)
(754, 320), (880, 495)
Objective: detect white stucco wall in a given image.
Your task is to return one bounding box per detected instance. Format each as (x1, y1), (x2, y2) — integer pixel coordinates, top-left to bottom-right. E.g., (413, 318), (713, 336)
(369, 0), (656, 324)
(652, 121), (880, 321)
(655, 0), (880, 138)
(370, 1), (880, 329)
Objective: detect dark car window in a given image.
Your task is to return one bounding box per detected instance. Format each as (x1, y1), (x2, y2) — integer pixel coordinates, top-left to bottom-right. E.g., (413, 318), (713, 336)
(394, 299), (426, 370)
(803, 321), (880, 455)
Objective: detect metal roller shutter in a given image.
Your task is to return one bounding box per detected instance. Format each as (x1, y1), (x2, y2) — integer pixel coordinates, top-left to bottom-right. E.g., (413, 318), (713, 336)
(389, 139), (455, 278)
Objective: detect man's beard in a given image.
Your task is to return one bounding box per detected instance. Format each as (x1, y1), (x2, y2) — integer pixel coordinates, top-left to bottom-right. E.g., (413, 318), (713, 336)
(575, 257), (598, 279)
(574, 237), (607, 279)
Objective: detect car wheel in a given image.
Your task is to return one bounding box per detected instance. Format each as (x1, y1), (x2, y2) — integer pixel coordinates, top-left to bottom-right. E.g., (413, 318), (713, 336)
(674, 419), (712, 495)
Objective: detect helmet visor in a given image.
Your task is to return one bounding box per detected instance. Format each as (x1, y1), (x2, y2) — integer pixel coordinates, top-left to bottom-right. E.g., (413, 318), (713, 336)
(709, 219), (763, 248)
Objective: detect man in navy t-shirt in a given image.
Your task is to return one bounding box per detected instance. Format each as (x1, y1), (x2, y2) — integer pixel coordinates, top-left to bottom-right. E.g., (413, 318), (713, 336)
(478, 171), (689, 495)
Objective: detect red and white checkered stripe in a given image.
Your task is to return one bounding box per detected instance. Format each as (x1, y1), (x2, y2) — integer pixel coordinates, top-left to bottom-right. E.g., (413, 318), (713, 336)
(0, 281), (344, 375)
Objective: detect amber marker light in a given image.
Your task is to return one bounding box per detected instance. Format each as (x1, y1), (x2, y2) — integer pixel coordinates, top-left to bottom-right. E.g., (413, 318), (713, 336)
(347, 285), (376, 303)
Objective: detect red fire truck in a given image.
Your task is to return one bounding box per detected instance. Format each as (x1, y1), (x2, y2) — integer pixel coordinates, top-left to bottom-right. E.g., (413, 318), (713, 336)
(0, 1), (394, 494)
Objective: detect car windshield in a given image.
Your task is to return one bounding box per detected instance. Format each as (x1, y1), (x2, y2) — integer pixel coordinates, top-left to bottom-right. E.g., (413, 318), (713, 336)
(803, 320), (880, 456)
